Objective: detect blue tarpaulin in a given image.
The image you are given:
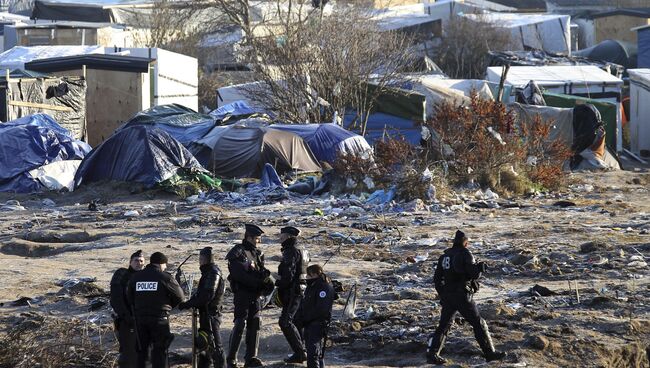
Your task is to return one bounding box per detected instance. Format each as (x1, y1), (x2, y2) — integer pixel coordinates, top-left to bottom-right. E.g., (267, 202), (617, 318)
(0, 114), (91, 193)
(121, 104), (218, 146)
(270, 123), (371, 163)
(210, 100), (264, 120)
(343, 111), (421, 145)
(74, 125), (205, 188)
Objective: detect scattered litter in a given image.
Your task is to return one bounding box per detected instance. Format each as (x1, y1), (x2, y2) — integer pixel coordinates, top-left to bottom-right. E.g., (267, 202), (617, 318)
(1, 200), (26, 211)
(530, 284), (556, 296)
(553, 200), (576, 208)
(363, 176), (375, 190)
(42, 199), (56, 207)
(123, 210), (140, 217)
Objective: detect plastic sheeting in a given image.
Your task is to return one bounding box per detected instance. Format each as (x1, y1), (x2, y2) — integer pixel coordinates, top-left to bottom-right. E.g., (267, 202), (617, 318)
(0, 114), (90, 193)
(74, 125), (205, 188)
(29, 160), (82, 191)
(343, 111), (421, 145)
(270, 123), (371, 163)
(573, 40), (637, 70)
(121, 104), (217, 146)
(210, 100), (264, 120)
(194, 125), (321, 178)
(0, 45), (104, 70)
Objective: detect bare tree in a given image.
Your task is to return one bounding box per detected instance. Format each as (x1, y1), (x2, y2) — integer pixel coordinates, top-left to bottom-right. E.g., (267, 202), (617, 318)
(433, 14), (511, 79)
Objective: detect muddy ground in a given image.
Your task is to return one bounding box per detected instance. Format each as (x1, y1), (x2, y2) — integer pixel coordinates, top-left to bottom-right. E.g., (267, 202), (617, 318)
(0, 169), (648, 368)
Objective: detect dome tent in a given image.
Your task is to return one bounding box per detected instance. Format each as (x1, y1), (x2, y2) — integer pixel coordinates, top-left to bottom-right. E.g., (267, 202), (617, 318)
(194, 125), (321, 178)
(74, 125), (205, 188)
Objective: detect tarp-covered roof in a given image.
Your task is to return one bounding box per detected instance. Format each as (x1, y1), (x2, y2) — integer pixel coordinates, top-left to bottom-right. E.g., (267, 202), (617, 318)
(25, 54), (153, 73)
(486, 65), (624, 88)
(74, 125), (204, 188)
(0, 45), (104, 71)
(0, 113), (91, 193)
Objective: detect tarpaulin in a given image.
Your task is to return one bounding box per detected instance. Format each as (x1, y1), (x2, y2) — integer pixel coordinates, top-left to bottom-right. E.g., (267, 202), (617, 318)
(270, 123), (371, 163)
(210, 100), (264, 120)
(29, 160), (82, 191)
(74, 125), (205, 188)
(122, 104), (217, 146)
(0, 114), (90, 193)
(343, 111), (421, 145)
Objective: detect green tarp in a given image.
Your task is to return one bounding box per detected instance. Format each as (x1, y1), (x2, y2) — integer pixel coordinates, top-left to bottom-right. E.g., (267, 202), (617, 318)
(543, 92), (617, 151)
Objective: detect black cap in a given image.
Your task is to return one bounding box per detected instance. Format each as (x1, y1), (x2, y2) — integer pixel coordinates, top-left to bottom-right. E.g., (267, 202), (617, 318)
(453, 230), (467, 245)
(245, 224), (264, 237)
(130, 249), (143, 260)
(199, 247), (214, 263)
(150, 251), (168, 265)
(280, 226), (300, 236)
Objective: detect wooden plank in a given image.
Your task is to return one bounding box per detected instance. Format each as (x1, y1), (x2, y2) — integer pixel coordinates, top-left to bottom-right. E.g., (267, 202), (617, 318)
(8, 100), (73, 112)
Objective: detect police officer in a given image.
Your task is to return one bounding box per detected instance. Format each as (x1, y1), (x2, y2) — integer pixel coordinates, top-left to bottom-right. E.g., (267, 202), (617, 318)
(427, 230), (506, 365)
(127, 251), (184, 368)
(110, 249), (145, 368)
(301, 264), (337, 368)
(276, 226), (309, 363)
(178, 247), (226, 368)
(225, 224), (274, 368)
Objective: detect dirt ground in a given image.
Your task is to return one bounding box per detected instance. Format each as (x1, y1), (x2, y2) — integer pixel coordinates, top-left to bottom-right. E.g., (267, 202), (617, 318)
(0, 169), (649, 368)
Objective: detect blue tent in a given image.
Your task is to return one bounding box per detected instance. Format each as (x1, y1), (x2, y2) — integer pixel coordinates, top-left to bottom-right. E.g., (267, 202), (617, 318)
(0, 114), (91, 193)
(121, 104), (217, 146)
(343, 111), (421, 145)
(74, 125), (205, 188)
(270, 123), (371, 163)
(209, 100), (266, 120)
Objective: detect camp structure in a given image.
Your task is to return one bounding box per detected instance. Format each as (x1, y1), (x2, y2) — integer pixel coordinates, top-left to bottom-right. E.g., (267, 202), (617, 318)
(0, 45), (104, 70)
(462, 12), (571, 54)
(487, 50), (625, 77)
(269, 123), (372, 163)
(28, 0), (153, 25)
(633, 24), (650, 68)
(210, 100), (266, 121)
(121, 104), (217, 146)
(74, 125), (205, 188)
(572, 39), (638, 70)
(425, 0), (515, 27)
(0, 71), (86, 140)
(509, 103), (620, 171)
(588, 8), (650, 45)
(627, 69), (650, 157)
(193, 125), (321, 179)
(0, 113), (90, 193)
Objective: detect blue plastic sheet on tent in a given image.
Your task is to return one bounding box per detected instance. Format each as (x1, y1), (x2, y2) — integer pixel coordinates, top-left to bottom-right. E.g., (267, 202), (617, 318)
(270, 123), (371, 163)
(121, 104), (218, 146)
(74, 125), (205, 188)
(259, 163), (284, 188)
(0, 114), (91, 193)
(210, 100), (265, 120)
(343, 111), (421, 145)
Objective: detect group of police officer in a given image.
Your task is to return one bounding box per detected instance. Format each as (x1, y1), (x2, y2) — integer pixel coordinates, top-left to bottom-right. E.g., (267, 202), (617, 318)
(110, 224), (505, 368)
(110, 224), (337, 368)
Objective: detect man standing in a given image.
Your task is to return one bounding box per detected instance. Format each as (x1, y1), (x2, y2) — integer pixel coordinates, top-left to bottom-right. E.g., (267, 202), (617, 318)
(276, 226), (309, 363)
(110, 250), (145, 368)
(225, 224), (274, 368)
(128, 251), (184, 368)
(178, 247), (226, 368)
(301, 264), (337, 368)
(427, 230), (506, 365)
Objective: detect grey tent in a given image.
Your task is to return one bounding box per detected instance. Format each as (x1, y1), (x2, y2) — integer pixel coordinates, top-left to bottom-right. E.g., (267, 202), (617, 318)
(194, 125), (321, 178)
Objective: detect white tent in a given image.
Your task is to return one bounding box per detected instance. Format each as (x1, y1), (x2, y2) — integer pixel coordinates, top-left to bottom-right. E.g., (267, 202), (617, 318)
(627, 69), (650, 156)
(463, 13), (571, 54)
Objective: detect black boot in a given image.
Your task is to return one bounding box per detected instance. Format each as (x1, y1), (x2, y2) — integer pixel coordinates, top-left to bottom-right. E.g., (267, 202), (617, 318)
(244, 322), (262, 367)
(281, 322), (306, 363)
(426, 333), (447, 365)
(227, 319), (245, 368)
(474, 319), (506, 362)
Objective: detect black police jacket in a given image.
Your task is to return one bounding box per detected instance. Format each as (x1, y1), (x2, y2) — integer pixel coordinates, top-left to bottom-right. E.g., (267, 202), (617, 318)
(226, 240), (268, 294)
(434, 246), (482, 295)
(110, 267), (136, 319)
(277, 238), (304, 293)
(127, 264), (184, 318)
(301, 276), (337, 325)
(183, 263), (225, 313)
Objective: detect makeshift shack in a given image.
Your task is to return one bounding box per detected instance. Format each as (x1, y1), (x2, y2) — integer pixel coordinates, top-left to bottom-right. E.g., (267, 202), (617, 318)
(0, 71), (86, 140)
(0, 113), (90, 193)
(74, 125), (205, 188)
(425, 0), (515, 26)
(627, 69), (650, 156)
(0, 45), (104, 70)
(633, 24), (650, 68)
(589, 8), (650, 45)
(29, 0), (153, 25)
(11, 22), (147, 48)
(462, 12), (571, 54)
(193, 125), (321, 178)
(488, 50), (625, 77)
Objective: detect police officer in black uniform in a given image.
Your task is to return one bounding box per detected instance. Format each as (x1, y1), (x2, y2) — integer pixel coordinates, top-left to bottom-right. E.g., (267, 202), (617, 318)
(127, 251), (185, 368)
(178, 247), (226, 368)
(276, 226), (309, 363)
(110, 249), (145, 368)
(301, 264), (337, 368)
(225, 224), (275, 368)
(427, 230), (506, 365)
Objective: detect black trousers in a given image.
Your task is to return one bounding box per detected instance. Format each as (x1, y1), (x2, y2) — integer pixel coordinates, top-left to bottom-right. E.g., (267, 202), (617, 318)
(135, 317), (173, 368)
(227, 292), (262, 362)
(199, 312), (225, 368)
(304, 321), (326, 368)
(279, 292), (305, 356)
(116, 318), (138, 368)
